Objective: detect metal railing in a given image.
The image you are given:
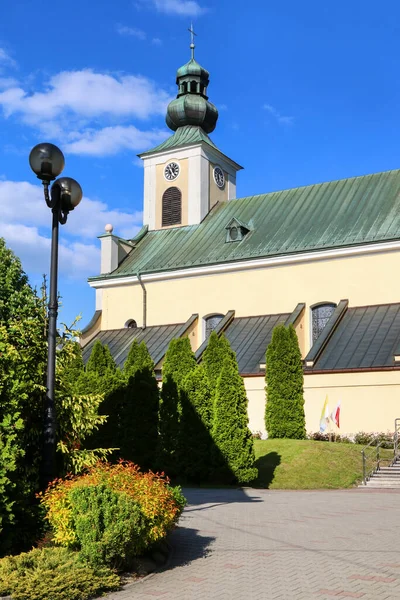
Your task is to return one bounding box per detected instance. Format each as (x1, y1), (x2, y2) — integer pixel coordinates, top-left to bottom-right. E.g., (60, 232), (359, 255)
(361, 418), (400, 485)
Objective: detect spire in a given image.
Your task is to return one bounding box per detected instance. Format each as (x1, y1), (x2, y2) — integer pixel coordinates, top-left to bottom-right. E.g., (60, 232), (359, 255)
(188, 22), (196, 59)
(165, 29), (219, 134)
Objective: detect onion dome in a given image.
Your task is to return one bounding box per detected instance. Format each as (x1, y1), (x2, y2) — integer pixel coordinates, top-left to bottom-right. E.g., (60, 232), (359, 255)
(166, 37), (218, 134)
(176, 58), (210, 82)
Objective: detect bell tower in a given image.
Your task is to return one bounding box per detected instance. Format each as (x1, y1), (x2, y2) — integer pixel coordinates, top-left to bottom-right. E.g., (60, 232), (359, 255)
(138, 32), (242, 231)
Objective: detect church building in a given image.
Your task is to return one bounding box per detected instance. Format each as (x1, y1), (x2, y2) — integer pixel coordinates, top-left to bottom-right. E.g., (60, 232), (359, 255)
(81, 40), (400, 437)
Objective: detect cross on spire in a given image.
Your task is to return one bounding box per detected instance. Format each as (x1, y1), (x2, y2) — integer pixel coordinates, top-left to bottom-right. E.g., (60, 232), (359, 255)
(188, 22), (197, 59)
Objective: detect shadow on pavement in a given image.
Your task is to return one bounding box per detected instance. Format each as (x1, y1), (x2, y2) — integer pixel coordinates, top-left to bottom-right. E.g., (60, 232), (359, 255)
(182, 487), (263, 510)
(167, 526), (215, 568)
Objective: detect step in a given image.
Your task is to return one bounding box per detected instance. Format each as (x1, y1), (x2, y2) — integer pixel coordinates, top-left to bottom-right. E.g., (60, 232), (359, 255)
(373, 472), (400, 476)
(366, 480), (400, 485)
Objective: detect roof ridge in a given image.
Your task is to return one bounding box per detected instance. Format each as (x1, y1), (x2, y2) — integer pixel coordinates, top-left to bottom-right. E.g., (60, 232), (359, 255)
(232, 168), (400, 204)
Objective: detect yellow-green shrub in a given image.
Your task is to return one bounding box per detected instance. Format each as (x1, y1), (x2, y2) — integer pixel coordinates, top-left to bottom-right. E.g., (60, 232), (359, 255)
(40, 462), (185, 553)
(0, 546), (120, 600)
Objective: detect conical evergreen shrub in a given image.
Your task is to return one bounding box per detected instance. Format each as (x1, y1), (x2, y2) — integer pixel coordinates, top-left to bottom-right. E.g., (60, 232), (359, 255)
(158, 337), (196, 476)
(180, 365), (213, 482)
(212, 355), (258, 485)
(265, 324), (306, 439)
(83, 340), (123, 451)
(86, 340), (116, 377)
(121, 341), (159, 470)
(202, 332), (235, 393)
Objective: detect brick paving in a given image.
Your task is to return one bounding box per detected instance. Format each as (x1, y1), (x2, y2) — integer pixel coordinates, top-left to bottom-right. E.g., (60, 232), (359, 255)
(105, 488), (400, 600)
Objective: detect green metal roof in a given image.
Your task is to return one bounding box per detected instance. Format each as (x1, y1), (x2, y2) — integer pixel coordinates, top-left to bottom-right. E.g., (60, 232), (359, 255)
(176, 57), (210, 81)
(82, 323), (185, 369)
(91, 169), (400, 281)
(139, 125), (218, 156)
(223, 313), (290, 374)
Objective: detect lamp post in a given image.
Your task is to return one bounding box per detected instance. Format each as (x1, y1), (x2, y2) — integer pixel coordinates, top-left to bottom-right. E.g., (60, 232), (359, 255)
(29, 143), (83, 487)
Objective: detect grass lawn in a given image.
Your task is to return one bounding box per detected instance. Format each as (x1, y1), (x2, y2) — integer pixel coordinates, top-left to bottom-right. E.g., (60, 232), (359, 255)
(253, 439), (394, 489)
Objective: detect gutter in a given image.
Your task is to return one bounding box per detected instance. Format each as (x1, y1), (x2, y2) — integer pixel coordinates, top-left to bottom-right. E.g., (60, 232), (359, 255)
(137, 271), (147, 330)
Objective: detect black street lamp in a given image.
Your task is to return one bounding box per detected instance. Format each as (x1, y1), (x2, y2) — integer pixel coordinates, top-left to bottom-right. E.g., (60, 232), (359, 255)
(29, 142), (82, 487)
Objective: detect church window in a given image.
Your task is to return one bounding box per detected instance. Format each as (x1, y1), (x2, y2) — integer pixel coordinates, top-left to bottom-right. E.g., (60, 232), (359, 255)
(190, 80), (197, 93)
(162, 187), (182, 227)
(311, 303), (336, 344)
(125, 319), (137, 329)
(204, 314), (224, 339)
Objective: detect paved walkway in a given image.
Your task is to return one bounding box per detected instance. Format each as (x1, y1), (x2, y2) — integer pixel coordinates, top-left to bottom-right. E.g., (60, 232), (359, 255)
(106, 488), (400, 600)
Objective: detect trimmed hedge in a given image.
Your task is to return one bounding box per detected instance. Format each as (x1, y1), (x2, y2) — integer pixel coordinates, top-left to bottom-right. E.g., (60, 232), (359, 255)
(0, 546), (120, 600)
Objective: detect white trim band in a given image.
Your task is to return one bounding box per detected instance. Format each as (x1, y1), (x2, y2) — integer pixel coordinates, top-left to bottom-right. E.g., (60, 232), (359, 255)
(89, 239), (400, 289)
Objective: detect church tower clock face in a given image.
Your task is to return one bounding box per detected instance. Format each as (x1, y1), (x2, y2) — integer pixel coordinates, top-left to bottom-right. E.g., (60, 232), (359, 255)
(164, 161), (180, 181)
(214, 166), (225, 188)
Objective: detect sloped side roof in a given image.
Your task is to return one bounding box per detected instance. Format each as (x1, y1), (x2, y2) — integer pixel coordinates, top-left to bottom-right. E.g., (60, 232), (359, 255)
(92, 169), (400, 280)
(139, 125), (218, 156)
(223, 313), (290, 374)
(306, 303), (400, 371)
(82, 323), (184, 369)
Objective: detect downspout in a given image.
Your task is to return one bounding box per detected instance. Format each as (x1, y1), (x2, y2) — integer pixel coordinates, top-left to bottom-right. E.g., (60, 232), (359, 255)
(137, 271), (147, 330)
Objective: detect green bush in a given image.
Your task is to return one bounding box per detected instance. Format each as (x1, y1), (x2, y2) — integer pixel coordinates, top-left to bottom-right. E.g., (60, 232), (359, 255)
(212, 355), (258, 484)
(353, 431), (394, 449)
(202, 332), (235, 395)
(121, 341), (159, 470)
(179, 365), (213, 482)
(41, 462), (185, 560)
(0, 239), (47, 554)
(158, 337), (197, 475)
(86, 340), (116, 376)
(0, 546), (120, 600)
(69, 484), (147, 569)
(265, 324), (306, 439)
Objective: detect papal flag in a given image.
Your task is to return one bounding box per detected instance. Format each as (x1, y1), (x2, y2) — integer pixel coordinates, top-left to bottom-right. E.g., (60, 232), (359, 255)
(319, 396), (329, 432)
(331, 401), (341, 428)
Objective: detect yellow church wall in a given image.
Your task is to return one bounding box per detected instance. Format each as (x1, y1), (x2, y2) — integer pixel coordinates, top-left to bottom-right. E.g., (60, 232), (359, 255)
(155, 158), (189, 229)
(209, 162), (228, 208)
(99, 247), (400, 355)
(81, 311), (102, 346)
(244, 371), (400, 436)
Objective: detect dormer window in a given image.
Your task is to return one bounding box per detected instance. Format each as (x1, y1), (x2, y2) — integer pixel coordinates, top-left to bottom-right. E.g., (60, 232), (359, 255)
(225, 217), (251, 243)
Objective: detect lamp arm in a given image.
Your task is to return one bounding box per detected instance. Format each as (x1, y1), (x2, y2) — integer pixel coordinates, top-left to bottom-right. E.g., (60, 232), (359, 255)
(43, 180), (57, 209)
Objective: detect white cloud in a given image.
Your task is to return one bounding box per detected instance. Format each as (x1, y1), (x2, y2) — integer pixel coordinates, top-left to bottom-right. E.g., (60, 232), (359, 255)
(117, 25), (147, 40)
(139, 0), (206, 16)
(0, 180), (143, 241)
(65, 124), (168, 156)
(263, 104), (294, 126)
(0, 48), (17, 70)
(0, 222), (100, 280)
(152, 37), (163, 45)
(0, 70), (171, 123)
(0, 178), (146, 281)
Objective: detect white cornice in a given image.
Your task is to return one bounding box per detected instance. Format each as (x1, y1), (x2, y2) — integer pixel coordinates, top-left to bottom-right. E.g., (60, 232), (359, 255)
(141, 141), (242, 172)
(88, 239), (400, 289)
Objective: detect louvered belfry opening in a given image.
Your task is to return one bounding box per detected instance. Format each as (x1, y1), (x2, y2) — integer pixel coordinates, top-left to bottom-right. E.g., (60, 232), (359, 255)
(162, 187), (182, 227)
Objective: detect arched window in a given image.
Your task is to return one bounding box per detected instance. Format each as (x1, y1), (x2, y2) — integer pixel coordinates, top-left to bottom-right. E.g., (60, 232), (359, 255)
(204, 314), (224, 340)
(162, 187), (182, 227)
(182, 82), (188, 93)
(311, 303), (336, 344)
(190, 80), (197, 93)
(125, 319), (137, 329)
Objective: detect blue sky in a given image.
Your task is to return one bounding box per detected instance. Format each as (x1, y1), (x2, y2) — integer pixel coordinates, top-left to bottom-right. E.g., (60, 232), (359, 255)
(1, 0), (400, 328)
